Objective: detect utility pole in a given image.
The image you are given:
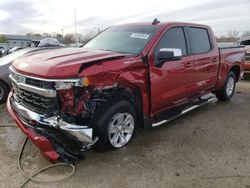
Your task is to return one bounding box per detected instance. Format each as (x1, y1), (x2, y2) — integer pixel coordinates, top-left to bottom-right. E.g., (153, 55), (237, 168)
(74, 8), (77, 47)
(61, 28), (64, 36)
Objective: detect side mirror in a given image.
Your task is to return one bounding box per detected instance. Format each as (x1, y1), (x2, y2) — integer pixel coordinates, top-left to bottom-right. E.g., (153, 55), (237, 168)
(157, 48), (182, 67)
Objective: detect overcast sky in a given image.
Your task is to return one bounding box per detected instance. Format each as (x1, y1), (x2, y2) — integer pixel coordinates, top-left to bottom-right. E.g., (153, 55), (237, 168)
(0, 0), (249, 36)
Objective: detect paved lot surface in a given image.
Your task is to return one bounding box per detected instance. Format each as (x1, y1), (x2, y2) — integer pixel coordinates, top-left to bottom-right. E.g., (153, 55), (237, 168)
(0, 78), (250, 188)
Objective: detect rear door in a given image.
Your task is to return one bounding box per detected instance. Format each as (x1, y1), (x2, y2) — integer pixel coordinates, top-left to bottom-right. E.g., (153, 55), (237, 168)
(187, 27), (219, 95)
(149, 27), (195, 115)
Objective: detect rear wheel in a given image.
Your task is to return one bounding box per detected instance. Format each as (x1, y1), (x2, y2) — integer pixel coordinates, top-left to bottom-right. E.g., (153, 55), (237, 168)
(91, 99), (136, 151)
(215, 71), (236, 101)
(0, 81), (9, 104)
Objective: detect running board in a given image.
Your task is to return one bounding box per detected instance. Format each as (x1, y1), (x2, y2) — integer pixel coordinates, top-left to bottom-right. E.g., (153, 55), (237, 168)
(152, 97), (216, 127)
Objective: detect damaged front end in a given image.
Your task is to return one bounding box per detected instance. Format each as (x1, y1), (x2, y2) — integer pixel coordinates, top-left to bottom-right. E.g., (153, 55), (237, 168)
(9, 67), (102, 163)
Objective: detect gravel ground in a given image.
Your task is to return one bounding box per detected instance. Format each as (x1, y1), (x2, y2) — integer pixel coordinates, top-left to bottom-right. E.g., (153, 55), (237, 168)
(0, 78), (250, 188)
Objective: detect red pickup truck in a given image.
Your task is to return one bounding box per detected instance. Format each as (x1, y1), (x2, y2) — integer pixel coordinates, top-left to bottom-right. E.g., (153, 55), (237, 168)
(7, 21), (245, 163)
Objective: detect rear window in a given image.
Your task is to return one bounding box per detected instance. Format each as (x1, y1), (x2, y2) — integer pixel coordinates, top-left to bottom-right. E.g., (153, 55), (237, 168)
(189, 27), (211, 54)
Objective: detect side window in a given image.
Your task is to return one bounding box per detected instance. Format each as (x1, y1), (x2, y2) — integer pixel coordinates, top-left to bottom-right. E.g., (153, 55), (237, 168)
(154, 27), (187, 65)
(189, 27), (211, 54)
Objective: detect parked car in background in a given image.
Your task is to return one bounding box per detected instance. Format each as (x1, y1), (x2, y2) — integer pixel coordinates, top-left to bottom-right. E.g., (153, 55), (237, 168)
(8, 47), (23, 54)
(7, 21), (245, 163)
(0, 46), (6, 57)
(0, 46), (5, 54)
(235, 37), (250, 74)
(0, 47), (9, 57)
(0, 47), (58, 104)
(38, 37), (65, 47)
(1, 47), (25, 56)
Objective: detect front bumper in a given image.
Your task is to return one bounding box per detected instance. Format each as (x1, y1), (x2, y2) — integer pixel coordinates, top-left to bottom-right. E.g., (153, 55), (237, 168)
(7, 93), (59, 161)
(7, 92), (97, 163)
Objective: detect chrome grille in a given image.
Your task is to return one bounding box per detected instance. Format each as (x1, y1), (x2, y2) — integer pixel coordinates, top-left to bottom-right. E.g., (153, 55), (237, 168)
(25, 78), (54, 89)
(13, 83), (57, 114)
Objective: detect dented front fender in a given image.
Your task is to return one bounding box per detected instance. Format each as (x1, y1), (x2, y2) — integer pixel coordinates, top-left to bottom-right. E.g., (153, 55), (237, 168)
(78, 57), (150, 115)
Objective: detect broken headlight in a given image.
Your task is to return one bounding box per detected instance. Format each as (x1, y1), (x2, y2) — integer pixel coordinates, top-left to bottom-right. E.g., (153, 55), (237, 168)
(54, 77), (90, 90)
(55, 81), (74, 90)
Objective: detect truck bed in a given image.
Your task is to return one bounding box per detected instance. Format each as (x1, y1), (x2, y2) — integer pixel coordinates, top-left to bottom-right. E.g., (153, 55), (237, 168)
(216, 45), (245, 88)
(219, 46), (245, 63)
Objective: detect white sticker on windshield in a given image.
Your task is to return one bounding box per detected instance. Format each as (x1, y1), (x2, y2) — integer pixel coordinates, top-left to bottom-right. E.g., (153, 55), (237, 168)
(130, 33), (150, 40)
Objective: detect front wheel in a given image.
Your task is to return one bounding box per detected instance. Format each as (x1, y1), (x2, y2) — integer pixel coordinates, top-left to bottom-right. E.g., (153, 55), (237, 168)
(91, 99), (136, 151)
(215, 71), (236, 101)
(108, 112), (135, 148)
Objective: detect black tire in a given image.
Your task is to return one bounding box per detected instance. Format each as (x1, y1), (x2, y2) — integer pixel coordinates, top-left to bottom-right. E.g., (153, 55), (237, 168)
(0, 81), (9, 104)
(215, 71), (236, 101)
(91, 99), (136, 152)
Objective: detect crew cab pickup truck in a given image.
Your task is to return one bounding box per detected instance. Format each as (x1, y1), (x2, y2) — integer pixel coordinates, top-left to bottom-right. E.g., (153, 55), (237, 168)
(7, 21), (245, 163)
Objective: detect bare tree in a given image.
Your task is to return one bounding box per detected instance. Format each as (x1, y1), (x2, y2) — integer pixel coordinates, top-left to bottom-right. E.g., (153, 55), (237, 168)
(227, 30), (239, 42)
(242, 31), (250, 38)
(55, 33), (62, 39)
(216, 35), (229, 42)
(63, 34), (75, 44)
(78, 33), (93, 43)
(42, 32), (51, 37)
(50, 32), (62, 39)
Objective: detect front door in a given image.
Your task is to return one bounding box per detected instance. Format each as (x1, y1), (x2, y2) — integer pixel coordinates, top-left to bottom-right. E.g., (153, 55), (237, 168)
(149, 27), (194, 115)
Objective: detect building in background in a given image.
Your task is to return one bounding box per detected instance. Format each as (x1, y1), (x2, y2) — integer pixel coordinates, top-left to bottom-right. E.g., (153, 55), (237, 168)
(0, 34), (45, 48)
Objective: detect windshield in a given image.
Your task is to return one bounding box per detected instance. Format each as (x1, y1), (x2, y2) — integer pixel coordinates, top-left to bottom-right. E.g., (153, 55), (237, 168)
(84, 25), (159, 55)
(0, 49), (31, 66)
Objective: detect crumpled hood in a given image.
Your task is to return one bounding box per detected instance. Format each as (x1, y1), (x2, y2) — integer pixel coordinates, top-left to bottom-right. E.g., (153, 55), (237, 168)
(12, 48), (128, 78)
